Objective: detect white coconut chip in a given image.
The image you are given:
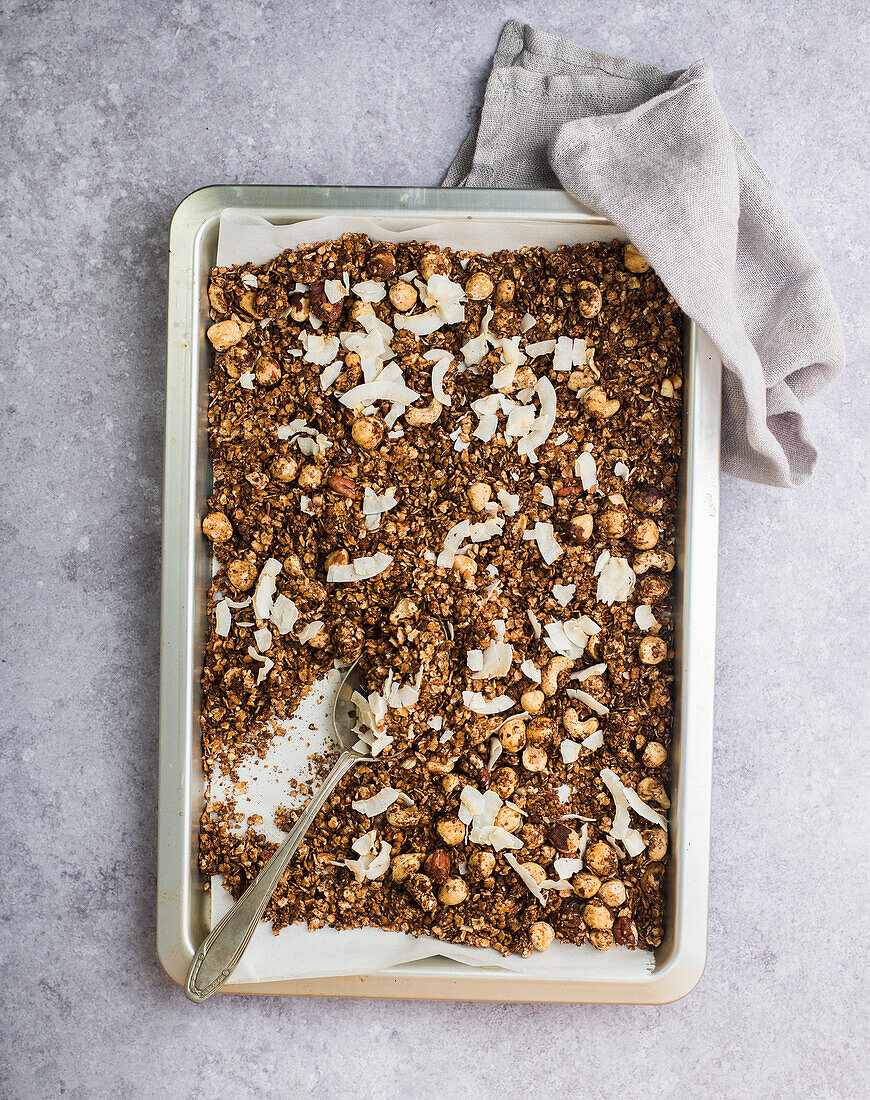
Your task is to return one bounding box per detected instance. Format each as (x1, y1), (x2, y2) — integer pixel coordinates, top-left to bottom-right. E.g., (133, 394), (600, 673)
(527, 608), (542, 640)
(247, 646), (274, 686)
(223, 596), (251, 609)
(571, 663), (608, 683)
(552, 583), (575, 607)
(517, 376), (556, 461)
(520, 313), (536, 332)
(504, 852), (546, 905)
(240, 272), (258, 288)
(554, 857), (583, 880)
(421, 349), (453, 406)
(319, 361), (343, 390)
(270, 594), (299, 635)
(324, 279), (346, 304)
(352, 279), (387, 303)
(361, 486), (398, 516)
(327, 552), (393, 583)
(437, 518), (471, 568)
(599, 768), (654, 857)
(538, 485), (554, 507)
(462, 691), (515, 715)
(560, 740), (581, 764)
(497, 489), (520, 517)
(553, 336), (574, 372)
(566, 688), (610, 716)
(520, 659), (541, 683)
(635, 604), (659, 631)
(594, 550), (636, 605)
(254, 626), (272, 653)
(252, 558), (282, 620)
(524, 339), (556, 358)
(344, 838), (392, 882)
(351, 788), (413, 817)
(575, 451), (598, 490)
(557, 784), (571, 804)
(296, 620), (324, 644)
(214, 599), (232, 637)
(504, 404), (537, 440)
(394, 308), (443, 336)
(487, 738), (503, 770)
(522, 521), (563, 565)
(300, 496), (314, 515)
(339, 361), (419, 410)
(239, 371), (255, 390)
(614, 461), (631, 481)
(468, 635), (513, 680)
(582, 730), (605, 750)
(301, 333), (341, 365)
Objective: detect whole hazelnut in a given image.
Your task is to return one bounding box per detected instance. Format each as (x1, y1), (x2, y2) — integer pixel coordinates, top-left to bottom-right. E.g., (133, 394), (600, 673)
(499, 717), (526, 753)
(597, 878), (627, 907)
(467, 481), (492, 512)
(254, 355), (281, 386)
(613, 915), (638, 947)
(521, 822), (546, 849)
(289, 293), (310, 322)
(493, 278), (515, 306)
(584, 840), (618, 878)
(297, 464), (323, 491)
(526, 717), (556, 746)
(644, 827), (668, 861)
(494, 805), (522, 833)
(624, 242), (651, 273)
(388, 281), (417, 312)
(548, 823), (581, 854)
(435, 816), (465, 846)
(438, 877), (468, 906)
(520, 689), (545, 715)
(521, 862), (546, 885)
(465, 271), (494, 300)
(637, 777), (670, 808)
(630, 518), (660, 550)
(643, 741), (667, 768)
(567, 514), (594, 543)
(207, 320), (243, 351)
(638, 637), (668, 665)
(521, 745), (548, 773)
(530, 921), (555, 952)
(631, 483), (665, 514)
(418, 250), (450, 281)
(351, 416), (383, 450)
(226, 559), (257, 592)
(575, 280), (603, 318)
(582, 901), (614, 931)
(588, 929), (614, 951)
(490, 766), (518, 800)
(571, 872), (601, 899)
(369, 251), (396, 278)
(598, 510), (627, 538)
(202, 512), (233, 543)
(467, 850), (496, 880)
(270, 455), (298, 483)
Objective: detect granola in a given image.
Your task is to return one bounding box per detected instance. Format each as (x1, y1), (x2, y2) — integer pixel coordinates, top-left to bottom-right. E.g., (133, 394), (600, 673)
(198, 233), (681, 957)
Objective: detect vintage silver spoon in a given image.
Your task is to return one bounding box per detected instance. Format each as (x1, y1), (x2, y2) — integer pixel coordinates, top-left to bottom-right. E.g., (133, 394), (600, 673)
(185, 658), (366, 1002)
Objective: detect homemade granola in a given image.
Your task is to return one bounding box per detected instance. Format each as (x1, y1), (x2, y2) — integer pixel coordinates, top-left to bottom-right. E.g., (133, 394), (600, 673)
(198, 233), (681, 957)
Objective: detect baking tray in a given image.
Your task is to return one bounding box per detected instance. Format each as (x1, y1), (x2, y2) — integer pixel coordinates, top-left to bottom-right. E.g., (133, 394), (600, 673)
(158, 185), (721, 1002)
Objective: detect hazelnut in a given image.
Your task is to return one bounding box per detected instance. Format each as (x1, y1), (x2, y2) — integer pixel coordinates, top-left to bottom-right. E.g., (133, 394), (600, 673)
(208, 282), (228, 314)
(221, 345), (252, 378)
(438, 877), (468, 906)
(521, 862), (546, 885)
(588, 929), (614, 951)
(583, 386), (620, 418)
(643, 741), (667, 768)
(289, 293), (310, 322)
(467, 481), (492, 512)
(520, 689), (545, 715)
(465, 271), (494, 300)
(254, 355), (281, 386)
(499, 718), (526, 753)
(226, 559), (257, 592)
(624, 242), (651, 273)
(641, 864), (664, 896)
(405, 873), (436, 912)
(390, 852), (424, 883)
(613, 915), (639, 947)
(206, 320), (243, 351)
(631, 482), (665, 514)
(423, 850), (451, 884)
(490, 766), (518, 800)
(467, 850), (496, 880)
(638, 636), (668, 665)
(349, 300), (374, 322)
(571, 872), (601, 899)
(521, 745), (548, 773)
(493, 278), (515, 305)
(584, 840), (618, 878)
(567, 513), (594, 543)
(521, 822), (546, 849)
(582, 901), (614, 931)
(530, 921), (555, 952)
(597, 879), (627, 907)
(548, 823), (581, 854)
(388, 280), (417, 312)
(526, 717), (557, 745)
(435, 816), (465, 846)
(442, 774), (462, 795)
(637, 777), (670, 808)
(351, 416), (383, 450)
(494, 805), (522, 833)
(644, 827), (668, 861)
(369, 251), (396, 278)
(575, 280), (603, 318)
(629, 518), (660, 550)
(637, 575), (671, 603)
(661, 378), (675, 397)
(297, 464), (323, 491)
(270, 455), (298, 483)
(344, 350), (362, 372)
(418, 250), (450, 281)
(202, 512), (233, 543)
(325, 549), (349, 570)
(598, 510), (627, 538)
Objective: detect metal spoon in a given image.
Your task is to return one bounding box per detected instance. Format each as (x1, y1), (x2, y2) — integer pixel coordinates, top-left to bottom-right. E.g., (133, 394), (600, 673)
(185, 658), (366, 1002)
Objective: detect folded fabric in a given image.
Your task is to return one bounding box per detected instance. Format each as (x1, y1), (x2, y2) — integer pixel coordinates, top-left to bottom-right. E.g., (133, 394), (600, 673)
(445, 21), (844, 487)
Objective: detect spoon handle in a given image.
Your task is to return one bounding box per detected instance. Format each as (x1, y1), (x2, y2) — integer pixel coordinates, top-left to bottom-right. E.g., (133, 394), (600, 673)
(185, 750), (359, 1002)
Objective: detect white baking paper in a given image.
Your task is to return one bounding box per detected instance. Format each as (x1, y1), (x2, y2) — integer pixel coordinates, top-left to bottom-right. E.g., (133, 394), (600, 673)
(209, 209), (654, 983)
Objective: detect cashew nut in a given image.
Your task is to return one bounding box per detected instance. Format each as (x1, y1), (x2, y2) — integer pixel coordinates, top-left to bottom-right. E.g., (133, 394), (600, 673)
(541, 656), (574, 696)
(562, 707), (583, 739)
(633, 549), (675, 575)
(404, 398), (443, 427)
(583, 386), (620, 418)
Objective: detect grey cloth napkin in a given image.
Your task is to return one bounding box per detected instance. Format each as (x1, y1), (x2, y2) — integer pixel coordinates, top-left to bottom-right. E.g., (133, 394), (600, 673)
(444, 21), (844, 487)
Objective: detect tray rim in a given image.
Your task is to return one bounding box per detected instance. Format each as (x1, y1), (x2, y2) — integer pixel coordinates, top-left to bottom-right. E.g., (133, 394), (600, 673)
(158, 184), (721, 1003)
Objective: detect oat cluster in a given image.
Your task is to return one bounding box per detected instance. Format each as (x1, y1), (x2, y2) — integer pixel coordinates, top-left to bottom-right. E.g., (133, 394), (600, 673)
(198, 233), (681, 957)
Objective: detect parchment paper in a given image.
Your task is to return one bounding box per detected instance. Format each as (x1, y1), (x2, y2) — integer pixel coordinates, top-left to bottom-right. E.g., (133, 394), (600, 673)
(210, 209), (654, 983)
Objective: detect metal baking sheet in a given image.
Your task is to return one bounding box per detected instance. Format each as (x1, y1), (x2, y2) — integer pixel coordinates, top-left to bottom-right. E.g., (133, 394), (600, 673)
(158, 186), (721, 1002)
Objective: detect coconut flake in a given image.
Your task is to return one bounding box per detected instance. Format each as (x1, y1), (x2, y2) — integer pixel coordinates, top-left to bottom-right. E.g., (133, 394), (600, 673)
(582, 730), (605, 750)
(553, 336), (574, 372)
(520, 659), (541, 683)
(352, 279), (387, 303)
(527, 608), (542, 640)
(240, 272), (258, 288)
(327, 552), (393, 583)
(575, 451), (598, 490)
(252, 558), (282, 620)
(487, 738), (503, 770)
(594, 551), (636, 605)
(301, 333), (341, 365)
(351, 788), (413, 817)
(520, 313), (536, 332)
(614, 461), (630, 481)
(539, 485), (554, 507)
(635, 604), (659, 631)
(254, 626), (272, 652)
(362, 486), (398, 516)
(324, 279), (346, 304)
(247, 646), (274, 685)
(554, 857), (583, 880)
(270, 594), (299, 635)
(319, 361), (343, 390)
(552, 583), (575, 607)
(339, 361), (419, 410)
(560, 740), (581, 764)
(345, 838), (392, 882)
(498, 489), (520, 517)
(504, 852), (545, 904)
(543, 618), (598, 659)
(422, 349), (453, 406)
(522, 521), (563, 566)
(296, 620), (325, 644)
(468, 635), (513, 679)
(462, 691), (515, 715)
(517, 376), (556, 461)
(557, 784), (571, 803)
(239, 371), (255, 390)
(436, 519), (471, 568)
(566, 688), (610, 716)
(571, 663), (608, 683)
(524, 339), (556, 358)
(394, 308), (443, 336)
(599, 767), (664, 857)
(214, 599), (232, 637)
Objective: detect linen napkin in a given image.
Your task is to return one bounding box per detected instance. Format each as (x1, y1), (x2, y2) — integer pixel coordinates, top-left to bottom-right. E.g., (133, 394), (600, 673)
(444, 21), (844, 487)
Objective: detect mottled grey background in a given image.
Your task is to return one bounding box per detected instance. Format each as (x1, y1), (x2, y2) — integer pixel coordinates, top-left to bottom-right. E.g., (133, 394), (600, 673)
(1, 1), (868, 1097)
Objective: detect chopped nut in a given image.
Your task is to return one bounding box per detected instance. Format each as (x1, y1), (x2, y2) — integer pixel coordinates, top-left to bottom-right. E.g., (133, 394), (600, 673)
(202, 512), (233, 543)
(567, 513), (594, 543)
(467, 481), (492, 512)
(575, 281), (603, 318)
(613, 915), (638, 947)
(404, 398), (443, 427)
(530, 921), (555, 952)
(624, 242), (651, 273)
(583, 386), (620, 418)
(637, 777), (670, 808)
(406, 872), (437, 912)
(391, 852), (424, 883)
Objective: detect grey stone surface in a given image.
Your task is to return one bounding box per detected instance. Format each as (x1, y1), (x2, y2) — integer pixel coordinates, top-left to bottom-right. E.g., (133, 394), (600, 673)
(1, 1), (868, 1097)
